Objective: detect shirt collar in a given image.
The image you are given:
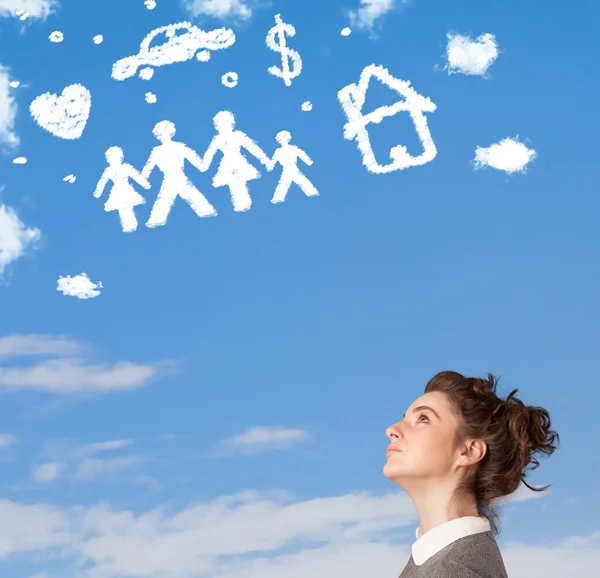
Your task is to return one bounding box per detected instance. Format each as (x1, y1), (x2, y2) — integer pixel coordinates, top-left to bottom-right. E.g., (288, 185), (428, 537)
(412, 516), (491, 566)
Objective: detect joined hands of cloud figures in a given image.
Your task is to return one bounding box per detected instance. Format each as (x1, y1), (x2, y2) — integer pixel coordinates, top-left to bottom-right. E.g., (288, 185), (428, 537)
(24, 11), (530, 209)
(93, 113), (319, 233)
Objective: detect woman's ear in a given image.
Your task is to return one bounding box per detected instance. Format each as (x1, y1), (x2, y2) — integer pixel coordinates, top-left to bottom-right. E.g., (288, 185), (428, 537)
(460, 439), (487, 467)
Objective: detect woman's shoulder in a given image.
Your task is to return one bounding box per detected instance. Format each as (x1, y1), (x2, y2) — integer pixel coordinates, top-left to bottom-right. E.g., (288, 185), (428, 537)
(399, 533), (508, 578)
(439, 531), (507, 577)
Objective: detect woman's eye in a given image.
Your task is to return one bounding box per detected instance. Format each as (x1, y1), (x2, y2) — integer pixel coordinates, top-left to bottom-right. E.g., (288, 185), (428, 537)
(417, 414), (429, 423)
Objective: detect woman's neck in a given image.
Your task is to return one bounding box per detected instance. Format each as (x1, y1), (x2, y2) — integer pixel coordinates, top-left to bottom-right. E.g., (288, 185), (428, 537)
(410, 486), (480, 537)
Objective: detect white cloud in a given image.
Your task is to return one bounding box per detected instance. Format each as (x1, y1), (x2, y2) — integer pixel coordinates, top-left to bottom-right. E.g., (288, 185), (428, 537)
(32, 439), (142, 484)
(349, 0), (405, 31)
(0, 204), (41, 281)
(56, 272), (103, 299)
(183, 0), (253, 20)
(474, 136), (537, 174)
(445, 32), (499, 76)
(0, 0), (58, 20)
(0, 333), (175, 395)
(0, 433), (18, 447)
(133, 474), (160, 486)
(32, 462), (63, 482)
(71, 456), (143, 482)
(40, 438), (135, 462)
(75, 439), (134, 456)
(59, 490), (417, 575)
(209, 426), (312, 457)
(0, 65), (19, 147)
(0, 334), (83, 358)
(0, 487), (596, 578)
(502, 533), (600, 578)
(0, 499), (71, 556)
(0, 358), (166, 394)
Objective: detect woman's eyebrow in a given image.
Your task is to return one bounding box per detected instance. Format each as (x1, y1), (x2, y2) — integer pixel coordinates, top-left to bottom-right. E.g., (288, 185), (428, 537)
(402, 405), (441, 421)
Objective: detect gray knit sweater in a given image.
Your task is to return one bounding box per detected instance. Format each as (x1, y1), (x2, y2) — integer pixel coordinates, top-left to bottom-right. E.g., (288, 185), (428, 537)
(398, 531), (508, 578)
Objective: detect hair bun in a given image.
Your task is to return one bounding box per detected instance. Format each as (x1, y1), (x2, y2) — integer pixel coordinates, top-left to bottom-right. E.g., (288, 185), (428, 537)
(424, 370), (559, 536)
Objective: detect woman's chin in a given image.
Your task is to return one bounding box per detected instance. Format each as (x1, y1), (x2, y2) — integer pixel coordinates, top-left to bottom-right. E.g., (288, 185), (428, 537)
(383, 462), (404, 482)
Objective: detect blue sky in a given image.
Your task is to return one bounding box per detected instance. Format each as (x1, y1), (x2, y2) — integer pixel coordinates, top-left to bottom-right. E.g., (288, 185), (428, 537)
(1, 0), (599, 576)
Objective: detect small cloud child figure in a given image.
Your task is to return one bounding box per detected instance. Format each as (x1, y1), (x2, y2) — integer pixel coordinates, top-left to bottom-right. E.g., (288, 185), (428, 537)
(267, 131), (319, 204)
(94, 146), (151, 232)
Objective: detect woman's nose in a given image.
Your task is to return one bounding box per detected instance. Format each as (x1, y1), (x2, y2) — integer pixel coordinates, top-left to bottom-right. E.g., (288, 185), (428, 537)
(386, 423), (403, 439)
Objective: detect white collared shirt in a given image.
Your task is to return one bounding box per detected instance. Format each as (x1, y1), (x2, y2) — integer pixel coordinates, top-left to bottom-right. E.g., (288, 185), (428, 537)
(412, 516), (492, 566)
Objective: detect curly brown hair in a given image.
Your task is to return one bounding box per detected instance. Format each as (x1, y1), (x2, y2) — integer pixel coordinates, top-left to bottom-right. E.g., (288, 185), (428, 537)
(424, 370), (560, 536)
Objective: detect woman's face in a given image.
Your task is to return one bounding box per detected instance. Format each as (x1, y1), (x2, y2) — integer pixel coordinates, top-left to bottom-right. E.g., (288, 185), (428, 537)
(383, 391), (464, 488)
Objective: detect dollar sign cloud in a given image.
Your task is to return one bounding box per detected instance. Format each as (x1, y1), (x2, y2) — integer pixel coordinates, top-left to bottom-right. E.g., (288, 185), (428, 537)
(266, 14), (302, 87)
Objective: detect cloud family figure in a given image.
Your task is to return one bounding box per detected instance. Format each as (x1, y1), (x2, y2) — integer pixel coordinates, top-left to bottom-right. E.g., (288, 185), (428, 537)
(93, 111), (319, 232)
(94, 147), (151, 233)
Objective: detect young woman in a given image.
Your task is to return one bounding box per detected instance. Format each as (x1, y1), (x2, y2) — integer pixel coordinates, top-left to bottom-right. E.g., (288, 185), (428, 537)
(384, 371), (559, 578)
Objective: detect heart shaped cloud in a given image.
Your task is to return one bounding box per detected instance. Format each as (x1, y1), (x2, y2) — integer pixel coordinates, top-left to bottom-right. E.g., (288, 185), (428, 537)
(30, 83), (91, 140)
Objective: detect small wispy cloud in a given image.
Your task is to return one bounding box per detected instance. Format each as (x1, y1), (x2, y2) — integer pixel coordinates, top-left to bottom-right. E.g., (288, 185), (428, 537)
(473, 136), (536, 174)
(75, 439), (134, 456)
(0, 0), (58, 20)
(0, 65), (19, 148)
(70, 456), (144, 482)
(0, 433), (19, 448)
(0, 334), (176, 395)
(39, 438), (132, 462)
(182, 0), (254, 21)
(33, 438), (142, 483)
(445, 32), (499, 77)
(207, 425), (313, 457)
(0, 358), (167, 394)
(0, 334), (84, 358)
(0, 204), (41, 282)
(348, 0), (406, 32)
(32, 462), (63, 483)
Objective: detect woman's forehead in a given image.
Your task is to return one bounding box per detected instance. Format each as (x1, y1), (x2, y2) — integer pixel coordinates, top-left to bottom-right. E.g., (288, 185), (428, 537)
(406, 391), (453, 416)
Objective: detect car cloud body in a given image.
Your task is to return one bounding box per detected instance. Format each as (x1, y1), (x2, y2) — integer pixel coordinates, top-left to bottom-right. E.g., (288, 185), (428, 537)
(112, 22), (236, 81)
